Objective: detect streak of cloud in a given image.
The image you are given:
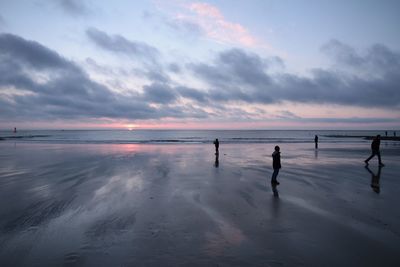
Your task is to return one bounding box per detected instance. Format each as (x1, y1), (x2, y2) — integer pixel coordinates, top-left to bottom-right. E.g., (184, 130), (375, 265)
(86, 27), (160, 65)
(56, 0), (90, 16)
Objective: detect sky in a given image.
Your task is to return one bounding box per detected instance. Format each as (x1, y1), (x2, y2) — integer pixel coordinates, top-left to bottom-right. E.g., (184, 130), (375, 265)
(0, 0), (399, 130)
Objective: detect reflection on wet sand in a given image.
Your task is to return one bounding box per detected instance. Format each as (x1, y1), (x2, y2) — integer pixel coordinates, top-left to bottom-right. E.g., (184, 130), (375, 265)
(365, 165), (382, 194)
(272, 184), (279, 198)
(214, 153), (219, 168)
(1, 142), (400, 266)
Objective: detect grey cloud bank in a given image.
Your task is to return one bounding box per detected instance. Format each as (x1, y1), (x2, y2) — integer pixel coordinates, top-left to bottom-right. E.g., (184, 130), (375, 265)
(0, 31), (399, 125)
(187, 45), (400, 108)
(0, 33), (201, 122)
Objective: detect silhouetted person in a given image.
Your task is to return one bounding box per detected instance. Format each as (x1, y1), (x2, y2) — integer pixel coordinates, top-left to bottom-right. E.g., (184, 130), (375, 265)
(365, 165), (382, 194)
(214, 153), (219, 168)
(271, 146), (281, 185)
(365, 135), (384, 166)
(13, 127), (17, 133)
(385, 131), (388, 137)
(213, 138), (219, 154)
(314, 135), (318, 149)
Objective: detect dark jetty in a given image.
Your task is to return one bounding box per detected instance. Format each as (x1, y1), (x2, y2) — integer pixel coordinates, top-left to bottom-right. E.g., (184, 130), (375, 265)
(325, 135), (400, 141)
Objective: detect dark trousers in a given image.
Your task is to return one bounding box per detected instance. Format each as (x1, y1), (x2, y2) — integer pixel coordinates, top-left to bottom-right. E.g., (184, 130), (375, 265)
(271, 169), (279, 182)
(365, 150), (382, 164)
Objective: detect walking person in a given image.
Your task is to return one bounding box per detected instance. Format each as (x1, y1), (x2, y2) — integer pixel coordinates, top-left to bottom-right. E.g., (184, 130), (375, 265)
(271, 146), (281, 185)
(314, 135), (318, 149)
(365, 135), (384, 166)
(213, 138), (219, 154)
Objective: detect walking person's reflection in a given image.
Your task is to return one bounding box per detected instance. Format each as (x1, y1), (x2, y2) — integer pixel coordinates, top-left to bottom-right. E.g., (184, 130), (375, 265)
(214, 153), (219, 168)
(365, 165), (382, 194)
(271, 184), (279, 198)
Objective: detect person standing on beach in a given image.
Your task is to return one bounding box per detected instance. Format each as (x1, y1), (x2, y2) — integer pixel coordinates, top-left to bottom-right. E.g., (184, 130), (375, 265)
(213, 138), (219, 154)
(365, 135), (384, 166)
(314, 135), (318, 149)
(271, 146), (281, 185)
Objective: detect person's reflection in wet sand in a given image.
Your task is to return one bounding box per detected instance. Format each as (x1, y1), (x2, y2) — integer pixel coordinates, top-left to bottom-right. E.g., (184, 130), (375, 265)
(314, 149), (318, 159)
(214, 153), (219, 168)
(271, 184), (279, 198)
(365, 165), (382, 194)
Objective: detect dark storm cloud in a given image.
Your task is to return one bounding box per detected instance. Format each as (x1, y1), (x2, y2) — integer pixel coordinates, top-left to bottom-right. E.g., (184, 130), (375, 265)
(57, 0), (89, 16)
(0, 33), (207, 121)
(188, 45), (400, 108)
(86, 27), (160, 64)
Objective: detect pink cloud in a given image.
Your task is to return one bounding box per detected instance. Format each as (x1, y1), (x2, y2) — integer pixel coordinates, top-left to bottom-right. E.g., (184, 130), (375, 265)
(178, 2), (258, 47)
(189, 2), (224, 19)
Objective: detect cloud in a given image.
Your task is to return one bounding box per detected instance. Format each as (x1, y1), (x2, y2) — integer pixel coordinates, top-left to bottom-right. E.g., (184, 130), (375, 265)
(142, 83), (177, 104)
(168, 2), (257, 47)
(0, 33), (398, 127)
(56, 0), (90, 16)
(86, 27), (160, 64)
(321, 39), (400, 77)
(187, 45), (400, 108)
(176, 86), (208, 103)
(0, 14), (5, 28)
(0, 33), (207, 122)
(0, 33), (76, 71)
(165, 17), (204, 37)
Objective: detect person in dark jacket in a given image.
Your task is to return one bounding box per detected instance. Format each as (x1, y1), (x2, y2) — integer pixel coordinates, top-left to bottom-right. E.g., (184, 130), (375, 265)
(271, 146), (281, 185)
(314, 135), (318, 149)
(365, 135), (384, 166)
(213, 138), (219, 154)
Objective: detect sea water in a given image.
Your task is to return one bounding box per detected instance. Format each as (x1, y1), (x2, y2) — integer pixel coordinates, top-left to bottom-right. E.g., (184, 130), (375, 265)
(0, 129), (390, 144)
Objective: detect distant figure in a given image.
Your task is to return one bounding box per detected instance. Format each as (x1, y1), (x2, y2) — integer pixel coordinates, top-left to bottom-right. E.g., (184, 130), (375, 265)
(13, 127), (17, 133)
(364, 135), (384, 166)
(213, 138), (219, 154)
(385, 131), (388, 137)
(314, 135), (318, 149)
(271, 146), (281, 185)
(365, 165), (382, 194)
(214, 153), (219, 168)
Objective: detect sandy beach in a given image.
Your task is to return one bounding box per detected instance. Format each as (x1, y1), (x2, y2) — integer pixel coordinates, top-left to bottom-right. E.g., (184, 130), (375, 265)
(0, 142), (399, 266)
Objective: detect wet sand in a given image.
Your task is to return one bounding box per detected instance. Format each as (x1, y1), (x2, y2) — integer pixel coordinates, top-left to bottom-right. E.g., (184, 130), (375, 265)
(0, 142), (400, 266)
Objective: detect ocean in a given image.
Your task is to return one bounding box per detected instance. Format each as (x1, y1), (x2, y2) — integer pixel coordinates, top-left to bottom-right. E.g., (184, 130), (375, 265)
(0, 129), (392, 144)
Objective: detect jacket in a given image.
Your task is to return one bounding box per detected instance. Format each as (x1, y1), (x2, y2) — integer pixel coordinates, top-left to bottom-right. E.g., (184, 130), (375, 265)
(272, 151), (281, 169)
